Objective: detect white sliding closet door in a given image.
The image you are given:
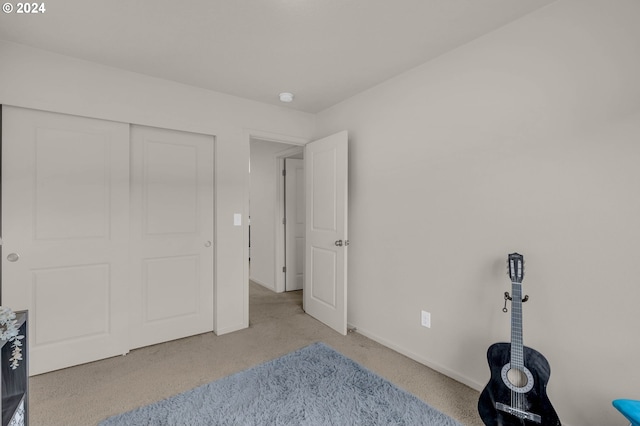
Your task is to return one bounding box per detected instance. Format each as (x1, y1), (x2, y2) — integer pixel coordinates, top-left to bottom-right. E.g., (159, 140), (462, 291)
(1, 106), (131, 375)
(129, 125), (214, 349)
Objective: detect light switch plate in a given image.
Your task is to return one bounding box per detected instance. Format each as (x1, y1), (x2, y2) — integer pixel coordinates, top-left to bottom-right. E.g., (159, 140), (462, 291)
(421, 310), (431, 328)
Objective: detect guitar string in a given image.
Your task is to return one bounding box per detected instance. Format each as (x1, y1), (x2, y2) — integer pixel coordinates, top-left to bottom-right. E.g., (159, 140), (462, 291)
(512, 279), (523, 413)
(517, 261), (521, 413)
(513, 282), (516, 411)
(515, 280), (521, 412)
(511, 279), (515, 411)
(509, 258), (526, 416)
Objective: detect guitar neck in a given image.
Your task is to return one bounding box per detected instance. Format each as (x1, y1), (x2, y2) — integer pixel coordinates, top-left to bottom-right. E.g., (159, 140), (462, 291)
(510, 281), (525, 370)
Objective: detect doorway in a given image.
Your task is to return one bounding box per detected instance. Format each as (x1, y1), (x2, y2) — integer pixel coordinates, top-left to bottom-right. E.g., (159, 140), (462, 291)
(249, 138), (304, 294)
(247, 130), (349, 335)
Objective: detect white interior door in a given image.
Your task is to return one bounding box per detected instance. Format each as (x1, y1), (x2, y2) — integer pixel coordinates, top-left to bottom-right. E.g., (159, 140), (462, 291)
(285, 158), (304, 291)
(1, 106), (130, 375)
(129, 125), (214, 349)
(304, 131), (348, 335)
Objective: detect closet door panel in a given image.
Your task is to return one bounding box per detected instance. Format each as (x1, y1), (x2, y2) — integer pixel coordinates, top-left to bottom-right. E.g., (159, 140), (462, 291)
(129, 125), (214, 349)
(2, 106), (130, 375)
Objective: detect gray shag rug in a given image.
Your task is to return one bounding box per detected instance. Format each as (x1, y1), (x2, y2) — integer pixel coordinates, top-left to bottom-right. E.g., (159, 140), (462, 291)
(99, 342), (463, 425)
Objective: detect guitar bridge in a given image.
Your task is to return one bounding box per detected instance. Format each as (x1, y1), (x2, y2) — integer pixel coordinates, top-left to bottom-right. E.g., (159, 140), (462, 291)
(496, 402), (542, 423)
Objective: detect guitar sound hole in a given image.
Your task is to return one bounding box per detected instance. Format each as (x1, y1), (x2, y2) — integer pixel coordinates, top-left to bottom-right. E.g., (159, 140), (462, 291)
(501, 363), (535, 393)
(507, 368), (528, 388)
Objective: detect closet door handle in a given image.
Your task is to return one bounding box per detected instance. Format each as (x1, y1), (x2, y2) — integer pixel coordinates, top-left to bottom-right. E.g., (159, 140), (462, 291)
(7, 253), (20, 262)
(335, 240), (343, 247)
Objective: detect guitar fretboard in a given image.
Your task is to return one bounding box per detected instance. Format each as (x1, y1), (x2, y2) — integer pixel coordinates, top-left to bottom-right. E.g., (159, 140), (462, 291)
(510, 281), (524, 371)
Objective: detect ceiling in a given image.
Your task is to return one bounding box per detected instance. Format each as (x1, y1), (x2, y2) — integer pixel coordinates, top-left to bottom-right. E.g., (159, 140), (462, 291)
(0, 0), (554, 113)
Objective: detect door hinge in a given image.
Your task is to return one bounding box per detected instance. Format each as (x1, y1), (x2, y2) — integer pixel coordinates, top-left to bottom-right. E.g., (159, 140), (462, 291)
(282, 169), (286, 176)
(282, 266), (286, 273)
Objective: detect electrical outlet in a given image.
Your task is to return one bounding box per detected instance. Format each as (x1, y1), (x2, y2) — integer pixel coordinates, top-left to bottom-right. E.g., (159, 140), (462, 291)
(421, 310), (431, 328)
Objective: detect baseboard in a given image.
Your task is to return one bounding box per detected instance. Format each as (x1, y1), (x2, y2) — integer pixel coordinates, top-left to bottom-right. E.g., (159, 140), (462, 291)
(249, 277), (276, 292)
(215, 322), (247, 336)
(349, 323), (484, 392)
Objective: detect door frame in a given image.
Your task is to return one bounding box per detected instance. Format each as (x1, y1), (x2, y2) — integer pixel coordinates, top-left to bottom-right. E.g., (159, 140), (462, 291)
(245, 129), (348, 335)
(244, 130), (308, 321)
(274, 146), (303, 293)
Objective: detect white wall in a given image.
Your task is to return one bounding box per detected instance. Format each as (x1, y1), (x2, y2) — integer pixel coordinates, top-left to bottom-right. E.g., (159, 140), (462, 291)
(0, 40), (315, 335)
(249, 139), (298, 291)
(315, 1), (640, 425)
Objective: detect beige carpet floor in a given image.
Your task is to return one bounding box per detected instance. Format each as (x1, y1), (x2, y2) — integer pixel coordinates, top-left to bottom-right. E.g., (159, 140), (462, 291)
(28, 282), (483, 425)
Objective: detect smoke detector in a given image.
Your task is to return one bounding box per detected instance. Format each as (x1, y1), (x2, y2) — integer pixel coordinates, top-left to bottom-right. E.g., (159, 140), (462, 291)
(279, 92), (294, 103)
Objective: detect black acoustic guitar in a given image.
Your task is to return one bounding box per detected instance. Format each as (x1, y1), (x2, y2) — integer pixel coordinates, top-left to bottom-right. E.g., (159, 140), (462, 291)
(478, 253), (561, 425)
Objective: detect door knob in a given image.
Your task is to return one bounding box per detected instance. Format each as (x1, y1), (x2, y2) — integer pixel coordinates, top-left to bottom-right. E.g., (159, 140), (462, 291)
(204, 241), (212, 248)
(335, 240), (343, 247)
(7, 253), (20, 262)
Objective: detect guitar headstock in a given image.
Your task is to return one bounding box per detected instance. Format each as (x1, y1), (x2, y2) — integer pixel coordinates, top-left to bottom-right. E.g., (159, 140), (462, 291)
(508, 252), (524, 283)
